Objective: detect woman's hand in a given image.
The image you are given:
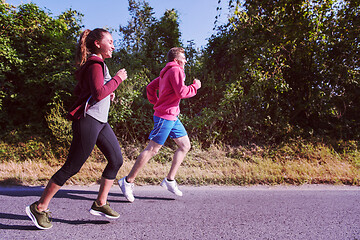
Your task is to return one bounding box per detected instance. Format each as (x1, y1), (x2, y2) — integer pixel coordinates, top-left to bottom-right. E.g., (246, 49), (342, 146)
(110, 92), (115, 101)
(116, 68), (127, 81)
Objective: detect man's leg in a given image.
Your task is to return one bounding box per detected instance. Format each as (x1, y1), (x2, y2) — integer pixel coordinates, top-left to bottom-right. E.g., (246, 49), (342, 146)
(167, 135), (191, 180)
(119, 116), (174, 201)
(118, 140), (162, 202)
(126, 140), (162, 183)
(159, 135), (191, 197)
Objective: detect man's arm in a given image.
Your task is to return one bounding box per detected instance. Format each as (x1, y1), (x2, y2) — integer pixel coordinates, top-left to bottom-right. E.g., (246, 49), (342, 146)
(146, 77), (160, 105)
(170, 68), (201, 99)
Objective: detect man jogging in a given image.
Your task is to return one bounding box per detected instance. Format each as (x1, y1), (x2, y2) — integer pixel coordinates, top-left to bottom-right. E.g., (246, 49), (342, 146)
(118, 47), (201, 202)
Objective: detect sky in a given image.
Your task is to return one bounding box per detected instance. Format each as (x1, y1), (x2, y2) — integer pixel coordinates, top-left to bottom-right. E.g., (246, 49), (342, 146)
(6, 0), (231, 48)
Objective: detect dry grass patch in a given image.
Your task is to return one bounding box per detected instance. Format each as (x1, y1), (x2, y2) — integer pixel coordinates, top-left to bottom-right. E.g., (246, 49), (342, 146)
(0, 140), (359, 186)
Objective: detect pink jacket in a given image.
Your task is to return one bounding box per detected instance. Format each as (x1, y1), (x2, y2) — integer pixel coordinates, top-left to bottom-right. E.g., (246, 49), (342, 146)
(146, 61), (200, 120)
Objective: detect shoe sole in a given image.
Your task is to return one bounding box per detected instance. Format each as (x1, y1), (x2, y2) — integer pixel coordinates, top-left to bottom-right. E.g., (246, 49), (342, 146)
(89, 209), (120, 219)
(117, 180), (135, 203)
(25, 206), (52, 230)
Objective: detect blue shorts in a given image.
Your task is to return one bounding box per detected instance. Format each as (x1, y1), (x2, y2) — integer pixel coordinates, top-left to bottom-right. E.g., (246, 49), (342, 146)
(148, 116), (187, 145)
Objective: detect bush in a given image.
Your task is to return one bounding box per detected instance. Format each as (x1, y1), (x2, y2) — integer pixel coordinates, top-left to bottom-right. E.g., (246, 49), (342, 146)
(45, 99), (72, 146)
(108, 69), (153, 142)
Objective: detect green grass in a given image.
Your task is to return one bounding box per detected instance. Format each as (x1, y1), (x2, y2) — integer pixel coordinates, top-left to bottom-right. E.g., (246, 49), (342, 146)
(0, 138), (359, 186)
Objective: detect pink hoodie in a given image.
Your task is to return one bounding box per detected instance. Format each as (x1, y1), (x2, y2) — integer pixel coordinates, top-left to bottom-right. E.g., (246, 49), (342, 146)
(146, 61), (200, 120)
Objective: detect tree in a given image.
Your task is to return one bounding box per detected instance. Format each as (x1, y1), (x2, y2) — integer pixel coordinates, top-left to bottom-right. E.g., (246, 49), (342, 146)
(114, 0), (182, 78)
(143, 8), (182, 76)
(0, 2), (82, 136)
(118, 0), (155, 54)
(194, 0), (360, 144)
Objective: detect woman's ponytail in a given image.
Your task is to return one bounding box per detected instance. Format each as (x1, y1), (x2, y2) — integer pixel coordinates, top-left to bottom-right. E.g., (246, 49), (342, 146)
(75, 29), (91, 67)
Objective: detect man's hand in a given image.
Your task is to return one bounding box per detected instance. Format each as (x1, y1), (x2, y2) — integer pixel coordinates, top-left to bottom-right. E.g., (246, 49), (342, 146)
(193, 79), (201, 88)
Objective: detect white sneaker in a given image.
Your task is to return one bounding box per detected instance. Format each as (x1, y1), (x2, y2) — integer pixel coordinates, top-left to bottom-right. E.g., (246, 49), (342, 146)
(118, 176), (135, 202)
(160, 178), (183, 196)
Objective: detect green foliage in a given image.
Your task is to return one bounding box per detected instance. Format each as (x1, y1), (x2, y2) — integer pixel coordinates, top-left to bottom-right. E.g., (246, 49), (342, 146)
(1, 0), (359, 151)
(118, 0), (155, 54)
(0, 2), (82, 136)
(143, 8), (182, 75)
(197, 0), (360, 144)
(182, 107), (224, 145)
(108, 69), (153, 142)
(45, 97), (72, 146)
(151, 145), (174, 163)
(113, 0), (182, 78)
(0, 138), (52, 162)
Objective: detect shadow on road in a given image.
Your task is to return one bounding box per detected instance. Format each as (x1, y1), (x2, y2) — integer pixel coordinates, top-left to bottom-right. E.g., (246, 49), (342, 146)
(0, 212), (111, 231)
(0, 186), (176, 231)
(0, 186), (175, 202)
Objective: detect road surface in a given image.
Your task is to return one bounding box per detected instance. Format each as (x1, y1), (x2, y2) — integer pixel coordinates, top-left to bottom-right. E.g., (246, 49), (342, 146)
(0, 184), (359, 239)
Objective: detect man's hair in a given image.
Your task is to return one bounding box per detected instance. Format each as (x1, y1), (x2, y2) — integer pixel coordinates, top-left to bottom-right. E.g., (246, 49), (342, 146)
(167, 47), (185, 62)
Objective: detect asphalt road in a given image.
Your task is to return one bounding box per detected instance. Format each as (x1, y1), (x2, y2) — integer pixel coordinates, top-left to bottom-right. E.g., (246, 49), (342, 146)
(0, 184), (359, 240)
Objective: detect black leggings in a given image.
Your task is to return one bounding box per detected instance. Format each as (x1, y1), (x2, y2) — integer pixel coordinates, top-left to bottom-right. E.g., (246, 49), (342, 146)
(51, 115), (123, 186)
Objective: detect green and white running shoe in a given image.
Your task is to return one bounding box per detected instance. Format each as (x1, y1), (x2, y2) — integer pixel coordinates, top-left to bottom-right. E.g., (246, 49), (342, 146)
(89, 201), (120, 219)
(26, 201), (53, 230)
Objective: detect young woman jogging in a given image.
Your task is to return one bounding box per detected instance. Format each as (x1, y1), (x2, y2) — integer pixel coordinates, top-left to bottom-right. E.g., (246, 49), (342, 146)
(26, 28), (127, 230)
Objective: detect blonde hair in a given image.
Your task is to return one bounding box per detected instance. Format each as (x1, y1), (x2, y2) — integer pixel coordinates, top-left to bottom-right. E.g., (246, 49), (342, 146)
(75, 28), (109, 66)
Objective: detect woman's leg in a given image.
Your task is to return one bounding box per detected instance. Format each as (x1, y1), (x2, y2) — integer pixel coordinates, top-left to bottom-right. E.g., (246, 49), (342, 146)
(37, 179), (62, 211)
(41, 117), (101, 207)
(96, 177), (114, 206)
(51, 117), (100, 186)
(95, 123), (123, 205)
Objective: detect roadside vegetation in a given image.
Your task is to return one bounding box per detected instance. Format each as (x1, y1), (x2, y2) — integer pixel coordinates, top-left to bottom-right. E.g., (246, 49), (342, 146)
(1, 137), (359, 186)
(1, 0), (359, 186)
